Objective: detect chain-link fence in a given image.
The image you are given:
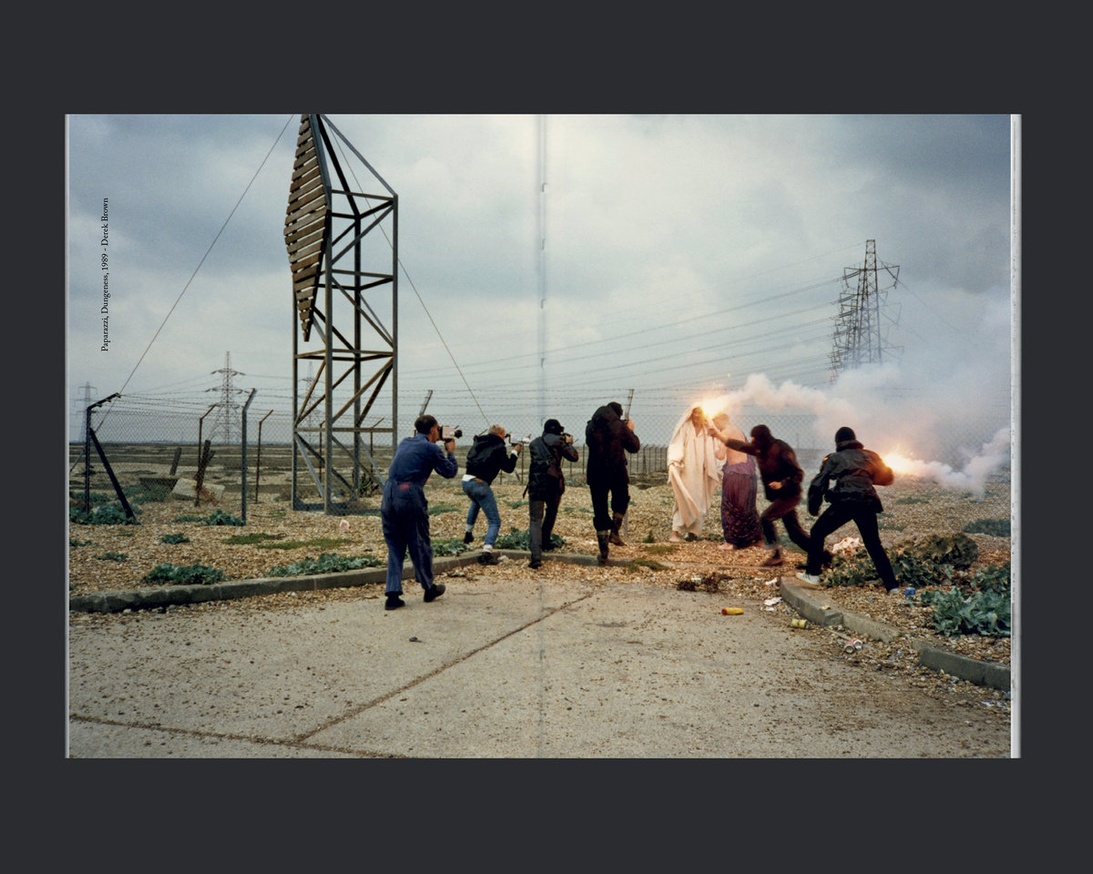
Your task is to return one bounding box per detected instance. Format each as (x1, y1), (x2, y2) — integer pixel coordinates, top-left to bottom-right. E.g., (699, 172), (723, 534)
(69, 392), (1012, 541)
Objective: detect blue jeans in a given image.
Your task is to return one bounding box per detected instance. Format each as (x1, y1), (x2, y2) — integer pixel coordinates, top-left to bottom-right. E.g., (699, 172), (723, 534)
(462, 477), (501, 547)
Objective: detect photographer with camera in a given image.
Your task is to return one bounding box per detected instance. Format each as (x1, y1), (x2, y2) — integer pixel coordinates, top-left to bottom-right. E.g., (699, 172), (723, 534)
(526, 418), (579, 569)
(380, 414), (459, 611)
(462, 423), (522, 565)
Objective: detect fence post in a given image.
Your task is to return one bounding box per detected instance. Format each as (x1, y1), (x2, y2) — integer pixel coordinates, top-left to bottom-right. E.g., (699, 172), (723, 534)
(240, 389), (256, 523)
(255, 410), (273, 503)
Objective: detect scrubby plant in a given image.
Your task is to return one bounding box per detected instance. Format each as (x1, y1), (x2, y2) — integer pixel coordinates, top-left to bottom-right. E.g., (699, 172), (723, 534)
(160, 532), (190, 544)
(204, 509), (244, 526)
(494, 529), (565, 551)
(266, 552), (382, 576)
(822, 532), (979, 590)
(432, 538), (471, 556)
(427, 504), (459, 516)
(921, 585), (1010, 638)
(143, 563), (224, 585)
(96, 551), (128, 562)
(222, 532), (286, 545)
(253, 536), (350, 551)
(70, 502), (140, 525)
(963, 518), (1010, 537)
(901, 532), (979, 569)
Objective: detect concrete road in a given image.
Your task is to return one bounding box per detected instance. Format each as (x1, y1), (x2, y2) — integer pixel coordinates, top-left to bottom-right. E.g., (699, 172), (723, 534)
(67, 571), (1011, 758)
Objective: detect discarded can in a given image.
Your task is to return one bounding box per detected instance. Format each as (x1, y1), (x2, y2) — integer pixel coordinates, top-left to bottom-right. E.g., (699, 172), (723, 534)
(791, 618), (808, 629)
(721, 607), (744, 615)
(904, 586), (916, 598)
(843, 638), (863, 653)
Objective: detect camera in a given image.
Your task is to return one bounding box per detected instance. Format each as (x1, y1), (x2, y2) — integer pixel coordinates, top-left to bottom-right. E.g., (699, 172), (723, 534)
(440, 425), (462, 440)
(562, 433), (574, 445)
(508, 433), (532, 449)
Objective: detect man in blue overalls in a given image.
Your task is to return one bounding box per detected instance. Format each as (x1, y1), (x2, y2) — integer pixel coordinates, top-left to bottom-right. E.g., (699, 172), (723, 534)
(381, 414), (459, 610)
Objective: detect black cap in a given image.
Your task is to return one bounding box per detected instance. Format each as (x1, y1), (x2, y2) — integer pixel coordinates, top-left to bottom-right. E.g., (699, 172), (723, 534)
(835, 426), (856, 443)
(544, 418), (564, 435)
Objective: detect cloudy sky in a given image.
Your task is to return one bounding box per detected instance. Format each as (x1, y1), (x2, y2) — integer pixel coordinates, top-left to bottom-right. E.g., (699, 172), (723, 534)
(66, 114), (1016, 485)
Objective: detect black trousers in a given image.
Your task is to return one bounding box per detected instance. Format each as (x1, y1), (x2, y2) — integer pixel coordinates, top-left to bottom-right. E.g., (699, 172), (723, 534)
(761, 494), (812, 552)
(589, 477), (629, 532)
(806, 501), (897, 590)
(528, 494), (562, 562)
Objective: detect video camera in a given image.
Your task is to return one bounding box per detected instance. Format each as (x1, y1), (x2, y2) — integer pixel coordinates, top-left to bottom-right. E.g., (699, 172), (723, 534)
(508, 433), (532, 449)
(440, 425), (462, 441)
(561, 432), (575, 445)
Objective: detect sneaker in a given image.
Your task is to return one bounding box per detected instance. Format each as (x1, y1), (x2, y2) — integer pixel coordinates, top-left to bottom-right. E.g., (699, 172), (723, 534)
(423, 582), (446, 603)
(542, 541), (556, 551)
(478, 551), (501, 566)
(384, 594), (405, 611)
(884, 585), (903, 596)
(796, 572), (821, 585)
(528, 559), (543, 569)
(463, 531), (474, 544)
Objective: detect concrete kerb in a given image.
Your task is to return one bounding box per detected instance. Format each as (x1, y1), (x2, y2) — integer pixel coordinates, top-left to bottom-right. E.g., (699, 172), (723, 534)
(778, 577), (1011, 692)
(66, 555), (1010, 693)
(66, 549), (603, 615)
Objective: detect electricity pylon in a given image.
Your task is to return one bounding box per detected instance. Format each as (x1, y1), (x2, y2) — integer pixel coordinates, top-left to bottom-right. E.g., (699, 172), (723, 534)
(829, 239), (902, 382)
(207, 351), (245, 443)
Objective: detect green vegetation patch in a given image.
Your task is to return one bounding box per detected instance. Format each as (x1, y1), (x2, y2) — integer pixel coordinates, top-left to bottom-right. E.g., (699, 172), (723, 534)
(204, 510), (244, 526)
(255, 536), (352, 551)
(222, 532), (287, 546)
(143, 563), (225, 585)
(96, 551), (128, 562)
(433, 538), (472, 556)
(963, 518), (1011, 537)
(160, 532), (190, 544)
(267, 552), (383, 577)
(70, 502), (140, 526)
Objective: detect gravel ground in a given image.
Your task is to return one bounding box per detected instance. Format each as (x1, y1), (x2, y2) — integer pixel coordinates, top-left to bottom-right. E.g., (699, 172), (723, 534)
(69, 471), (1013, 713)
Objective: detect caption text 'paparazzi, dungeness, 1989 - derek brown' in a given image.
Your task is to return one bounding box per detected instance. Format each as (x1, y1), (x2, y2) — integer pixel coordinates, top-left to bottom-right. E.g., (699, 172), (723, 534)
(99, 197), (110, 352)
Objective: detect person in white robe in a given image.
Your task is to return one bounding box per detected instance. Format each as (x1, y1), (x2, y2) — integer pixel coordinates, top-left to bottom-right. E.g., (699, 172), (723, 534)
(666, 405), (725, 541)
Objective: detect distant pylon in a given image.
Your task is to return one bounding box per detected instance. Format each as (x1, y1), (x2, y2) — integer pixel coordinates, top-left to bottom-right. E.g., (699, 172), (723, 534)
(829, 240), (901, 382)
(206, 351), (245, 443)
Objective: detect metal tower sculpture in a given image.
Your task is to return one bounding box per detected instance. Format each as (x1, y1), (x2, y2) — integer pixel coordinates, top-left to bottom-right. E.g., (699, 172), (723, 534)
(829, 239), (901, 382)
(284, 114), (398, 513)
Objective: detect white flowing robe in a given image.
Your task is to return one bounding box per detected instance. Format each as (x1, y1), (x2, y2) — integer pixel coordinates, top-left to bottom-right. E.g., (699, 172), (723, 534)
(667, 407), (724, 536)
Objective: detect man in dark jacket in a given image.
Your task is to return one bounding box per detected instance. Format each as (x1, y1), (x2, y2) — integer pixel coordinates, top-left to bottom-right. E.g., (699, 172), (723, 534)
(462, 423), (522, 565)
(381, 414), (459, 610)
(797, 426), (899, 592)
(708, 422), (811, 566)
(527, 418), (580, 569)
(585, 402), (641, 564)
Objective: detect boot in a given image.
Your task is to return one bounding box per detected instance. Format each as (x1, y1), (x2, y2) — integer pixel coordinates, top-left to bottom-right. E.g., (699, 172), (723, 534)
(609, 512), (626, 546)
(761, 545), (785, 567)
(596, 531), (611, 565)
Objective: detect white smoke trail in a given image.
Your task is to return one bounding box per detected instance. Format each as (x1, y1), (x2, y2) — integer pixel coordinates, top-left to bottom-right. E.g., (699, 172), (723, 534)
(700, 370), (1011, 498)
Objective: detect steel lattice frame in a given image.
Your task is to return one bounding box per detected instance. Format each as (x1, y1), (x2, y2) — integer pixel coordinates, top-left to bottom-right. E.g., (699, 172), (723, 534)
(284, 114), (398, 513)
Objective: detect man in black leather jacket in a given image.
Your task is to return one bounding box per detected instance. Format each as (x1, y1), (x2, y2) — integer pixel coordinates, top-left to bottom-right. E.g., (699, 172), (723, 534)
(797, 426), (899, 592)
